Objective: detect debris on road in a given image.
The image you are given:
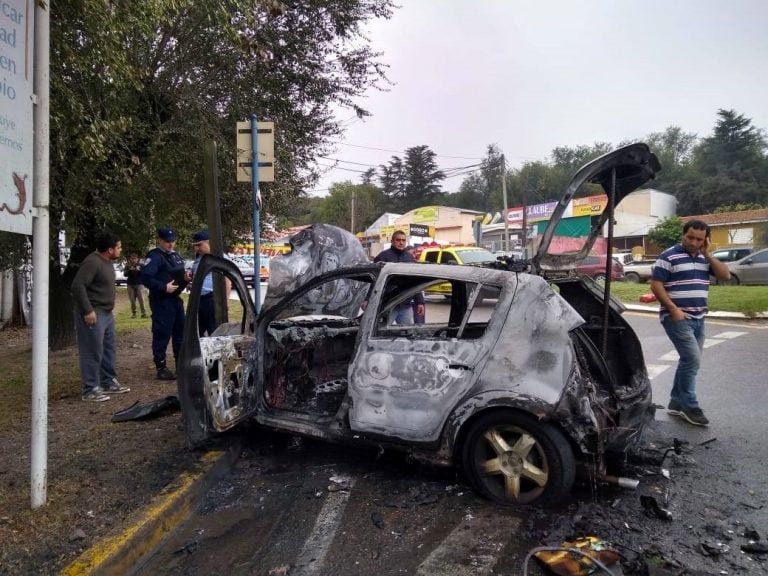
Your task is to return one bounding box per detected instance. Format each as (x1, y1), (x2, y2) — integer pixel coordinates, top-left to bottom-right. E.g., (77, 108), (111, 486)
(111, 395), (180, 422)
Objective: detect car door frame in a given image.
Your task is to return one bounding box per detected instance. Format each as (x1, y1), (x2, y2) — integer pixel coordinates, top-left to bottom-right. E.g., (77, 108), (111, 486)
(177, 254), (258, 446)
(347, 264), (508, 444)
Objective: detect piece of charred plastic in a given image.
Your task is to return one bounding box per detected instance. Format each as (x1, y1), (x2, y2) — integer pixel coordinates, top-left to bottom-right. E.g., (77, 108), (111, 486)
(640, 495), (673, 521)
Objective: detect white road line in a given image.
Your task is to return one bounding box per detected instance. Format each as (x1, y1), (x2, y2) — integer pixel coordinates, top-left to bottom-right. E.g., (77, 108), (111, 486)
(292, 475), (355, 576)
(658, 336), (731, 361)
(416, 512), (520, 576)
(710, 331), (748, 339)
(646, 364), (671, 379)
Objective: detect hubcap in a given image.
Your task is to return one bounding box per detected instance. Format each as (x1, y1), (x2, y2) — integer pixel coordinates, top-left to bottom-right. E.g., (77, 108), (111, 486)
(479, 425), (549, 503)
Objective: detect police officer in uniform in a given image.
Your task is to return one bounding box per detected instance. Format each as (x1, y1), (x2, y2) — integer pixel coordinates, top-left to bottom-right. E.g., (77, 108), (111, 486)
(141, 228), (189, 380)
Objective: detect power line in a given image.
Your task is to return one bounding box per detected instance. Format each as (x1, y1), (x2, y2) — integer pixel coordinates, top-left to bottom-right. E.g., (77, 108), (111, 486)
(330, 140), (483, 160)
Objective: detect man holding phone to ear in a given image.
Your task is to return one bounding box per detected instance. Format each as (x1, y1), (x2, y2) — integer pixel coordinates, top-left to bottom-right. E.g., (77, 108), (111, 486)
(651, 219), (731, 426)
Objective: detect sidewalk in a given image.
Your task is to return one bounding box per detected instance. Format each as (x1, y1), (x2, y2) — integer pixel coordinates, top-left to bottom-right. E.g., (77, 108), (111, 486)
(624, 303), (768, 320)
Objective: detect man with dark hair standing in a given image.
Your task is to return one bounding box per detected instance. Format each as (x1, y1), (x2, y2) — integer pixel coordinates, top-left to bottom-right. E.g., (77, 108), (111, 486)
(141, 228), (189, 380)
(374, 230), (425, 324)
(651, 219), (731, 426)
(124, 252), (147, 318)
(71, 232), (130, 402)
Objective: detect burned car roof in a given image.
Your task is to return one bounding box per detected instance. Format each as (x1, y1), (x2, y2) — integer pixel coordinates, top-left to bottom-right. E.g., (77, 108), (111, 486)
(262, 223), (371, 318)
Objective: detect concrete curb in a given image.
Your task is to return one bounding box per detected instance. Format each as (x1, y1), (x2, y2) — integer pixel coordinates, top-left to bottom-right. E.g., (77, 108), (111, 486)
(61, 443), (240, 576)
(624, 304), (768, 320)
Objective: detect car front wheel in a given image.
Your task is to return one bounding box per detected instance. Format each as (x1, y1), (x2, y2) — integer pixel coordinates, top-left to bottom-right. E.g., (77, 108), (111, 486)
(624, 272), (640, 283)
(460, 410), (575, 506)
(728, 274), (740, 285)
(593, 273), (606, 282)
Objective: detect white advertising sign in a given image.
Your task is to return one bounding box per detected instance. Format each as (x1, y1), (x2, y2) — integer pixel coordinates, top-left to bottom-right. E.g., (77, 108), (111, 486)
(0, 0), (34, 234)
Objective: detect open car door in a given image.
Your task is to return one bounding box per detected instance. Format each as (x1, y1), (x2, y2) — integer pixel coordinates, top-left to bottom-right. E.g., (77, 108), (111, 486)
(178, 254), (258, 446)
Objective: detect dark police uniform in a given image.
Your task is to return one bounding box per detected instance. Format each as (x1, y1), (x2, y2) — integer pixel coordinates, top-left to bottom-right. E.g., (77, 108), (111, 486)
(141, 236), (188, 376)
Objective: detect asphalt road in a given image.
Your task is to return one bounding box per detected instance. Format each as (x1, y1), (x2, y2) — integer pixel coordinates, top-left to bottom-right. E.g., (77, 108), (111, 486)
(137, 306), (768, 575)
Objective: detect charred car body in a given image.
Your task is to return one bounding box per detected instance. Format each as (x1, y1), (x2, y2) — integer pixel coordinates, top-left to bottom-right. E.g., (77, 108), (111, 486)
(178, 144), (661, 506)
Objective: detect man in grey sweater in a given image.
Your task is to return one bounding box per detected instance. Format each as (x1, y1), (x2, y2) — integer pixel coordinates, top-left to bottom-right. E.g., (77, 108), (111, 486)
(71, 232), (131, 401)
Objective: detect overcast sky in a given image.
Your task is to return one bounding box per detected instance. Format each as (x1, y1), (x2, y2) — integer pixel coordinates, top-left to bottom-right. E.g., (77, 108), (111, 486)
(312, 0), (768, 196)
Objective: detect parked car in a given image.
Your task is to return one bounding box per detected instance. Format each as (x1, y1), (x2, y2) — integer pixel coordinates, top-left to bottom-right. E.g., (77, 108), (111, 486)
(612, 252), (635, 267)
(231, 257), (255, 286)
(178, 144), (660, 507)
(574, 254), (624, 282)
(724, 247), (768, 285)
(621, 259), (656, 283)
(711, 246), (753, 263)
(418, 246), (498, 299)
(114, 263), (127, 286)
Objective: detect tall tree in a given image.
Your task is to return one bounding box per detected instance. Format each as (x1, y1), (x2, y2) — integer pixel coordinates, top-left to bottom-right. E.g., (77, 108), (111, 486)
(46, 0), (395, 347)
(644, 126), (698, 193)
(678, 110), (768, 214)
(379, 155), (405, 209)
(402, 145), (444, 211)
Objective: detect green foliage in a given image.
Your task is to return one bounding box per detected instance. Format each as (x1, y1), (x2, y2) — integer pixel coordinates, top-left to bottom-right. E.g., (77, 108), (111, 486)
(0, 232), (29, 271)
(378, 145), (445, 212)
(712, 202), (766, 213)
(676, 109), (768, 214)
(316, 181), (385, 233)
(46, 0), (395, 346)
(610, 283), (768, 317)
(647, 216), (683, 250)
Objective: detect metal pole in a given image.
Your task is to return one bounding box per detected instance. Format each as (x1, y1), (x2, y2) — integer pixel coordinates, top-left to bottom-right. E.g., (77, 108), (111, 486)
(31, 0), (50, 509)
(350, 189), (356, 234)
(250, 114), (261, 313)
(500, 154), (510, 252)
(521, 174), (528, 259)
(601, 167), (616, 357)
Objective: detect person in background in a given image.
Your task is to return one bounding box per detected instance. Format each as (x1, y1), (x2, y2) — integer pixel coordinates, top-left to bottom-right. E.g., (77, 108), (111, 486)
(141, 228), (189, 380)
(650, 219), (731, 427)
(191, 230), (231, 336)
(71, 232), (131, 401)
(124, 252), (147, 318)
(374, 230), (425, 324)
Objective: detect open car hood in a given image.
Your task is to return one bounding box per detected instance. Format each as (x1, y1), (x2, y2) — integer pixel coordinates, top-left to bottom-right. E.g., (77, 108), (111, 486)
(261, 223), (370, 317)
(533, 143), (661, 273)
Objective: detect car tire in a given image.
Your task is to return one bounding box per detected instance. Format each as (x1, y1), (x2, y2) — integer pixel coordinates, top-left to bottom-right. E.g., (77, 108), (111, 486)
(593, 273), (606, 282)
(728, 274), (740, 286)
(460, 410), (575, 506)
(624, 272), (640, 283)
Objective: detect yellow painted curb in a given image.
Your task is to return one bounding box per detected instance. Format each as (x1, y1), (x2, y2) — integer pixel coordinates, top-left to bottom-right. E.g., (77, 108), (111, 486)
(61, 450), (229, 576)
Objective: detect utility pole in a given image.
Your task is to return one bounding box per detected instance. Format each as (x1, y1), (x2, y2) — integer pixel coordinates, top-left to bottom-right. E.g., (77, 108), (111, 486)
(350, 189), (356, 234)
(501, 154), (510, 252)
(521, 173), (528, 259)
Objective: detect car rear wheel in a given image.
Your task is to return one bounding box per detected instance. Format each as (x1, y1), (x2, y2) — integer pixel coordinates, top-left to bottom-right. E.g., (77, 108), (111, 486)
(460, 411), (575, 506)
(624, 272), (640, 283)
(593, 273), (606, 282)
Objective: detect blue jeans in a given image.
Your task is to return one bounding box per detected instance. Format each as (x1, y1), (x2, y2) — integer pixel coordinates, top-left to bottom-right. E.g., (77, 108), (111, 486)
(662, 316), (705, 409)
(393, 303), (414, 325)
(74, 310), (117, 395)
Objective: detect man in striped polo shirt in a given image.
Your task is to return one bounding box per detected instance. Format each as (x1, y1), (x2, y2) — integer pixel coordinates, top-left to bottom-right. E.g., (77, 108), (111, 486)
(650, 219), (731, 426)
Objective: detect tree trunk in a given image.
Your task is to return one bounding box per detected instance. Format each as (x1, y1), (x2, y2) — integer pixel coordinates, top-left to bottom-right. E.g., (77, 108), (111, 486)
(49, 262), (76, 350)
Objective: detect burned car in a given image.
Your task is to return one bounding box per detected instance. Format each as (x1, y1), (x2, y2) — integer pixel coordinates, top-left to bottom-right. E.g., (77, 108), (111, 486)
(178, 144), (660, 506)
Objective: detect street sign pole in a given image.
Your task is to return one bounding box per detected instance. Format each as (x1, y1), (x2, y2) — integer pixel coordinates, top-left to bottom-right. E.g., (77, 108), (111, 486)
(250, 114), (261, 313)
(31, 0), (50, 509)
